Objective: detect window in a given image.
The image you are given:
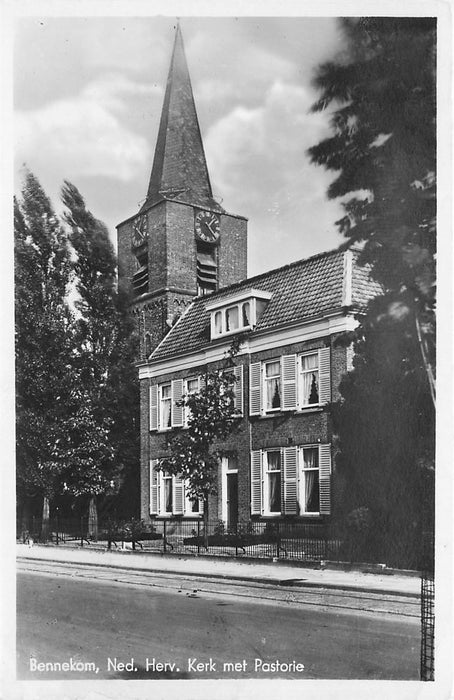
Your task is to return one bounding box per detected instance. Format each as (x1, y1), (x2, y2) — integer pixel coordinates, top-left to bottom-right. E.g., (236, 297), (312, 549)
(264, 451), (281, 514)
(159, 383), (172, 430)
(197, 241), (217, 295)
(225, 305), (239, 332)
(185, 489), (200, 514)
(250, 445), (331, 517)
(249, 349), (331, 416)
(162, 472), (173, 513)
(184, 377), (199, 426)
(242, 302), (250, 326)
(133, 252), (148, 295)
(299, 353), (319, 406)
(264, 360), (281, 412)
(207, 289), (272, 338)
(150, 380), (184, 431)
(150, 369), (243, 432)
(300, 447), (320, 514)
(214, 311), (222, 334)
(149, 461), (203, 517)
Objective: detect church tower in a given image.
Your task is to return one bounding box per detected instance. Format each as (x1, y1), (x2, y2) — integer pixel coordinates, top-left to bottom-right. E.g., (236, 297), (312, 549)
(117, 26), (248, 360)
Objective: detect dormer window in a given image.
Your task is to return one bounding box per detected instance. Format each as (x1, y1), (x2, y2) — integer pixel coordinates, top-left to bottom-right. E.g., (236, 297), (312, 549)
(207, 289), (272, 339)
(225, 305), (239, 332)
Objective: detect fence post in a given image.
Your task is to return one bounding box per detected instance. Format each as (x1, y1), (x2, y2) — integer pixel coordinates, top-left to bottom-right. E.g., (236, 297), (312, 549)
(80, 517), (84, 547)
(55, 512), (59, 545)
(277, 522), (280, 559)
(163, 520), (167, 553)
(197, 520), (200, 555)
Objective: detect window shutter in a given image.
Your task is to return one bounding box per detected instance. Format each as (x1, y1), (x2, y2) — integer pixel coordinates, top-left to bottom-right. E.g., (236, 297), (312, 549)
(283, 446), (298, 515)
(171, 379), (184, 427)
(149, 460), (159, 514)
(250, 450), (262, 514)
(318, 347), (331, 404)
(173, 474), (184, 514)
(249, 362), (262, 416)
(233, 365), (244, 416)
(149, 385), (158, 431)
(282, 354), (297, 410)
(319, 444), (332, 515)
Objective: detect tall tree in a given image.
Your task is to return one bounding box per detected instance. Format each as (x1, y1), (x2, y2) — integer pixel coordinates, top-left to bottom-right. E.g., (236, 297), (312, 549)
(308, 18), (436, 566)
(15, 172), (74, 534)
(61, 182), (139, 523)
(309, 17), (436, 400)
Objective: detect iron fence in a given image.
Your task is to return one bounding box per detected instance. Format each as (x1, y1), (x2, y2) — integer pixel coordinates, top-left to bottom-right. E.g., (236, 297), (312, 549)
(17, 516), (342, 563)
(420, 518), (435, 681)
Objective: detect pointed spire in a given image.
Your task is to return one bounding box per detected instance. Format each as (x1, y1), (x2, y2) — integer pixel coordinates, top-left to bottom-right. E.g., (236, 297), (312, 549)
(142, 25), (223, 212)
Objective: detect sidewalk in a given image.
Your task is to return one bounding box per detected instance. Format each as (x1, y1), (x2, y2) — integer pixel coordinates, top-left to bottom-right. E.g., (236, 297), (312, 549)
(17, 543), (421, 598)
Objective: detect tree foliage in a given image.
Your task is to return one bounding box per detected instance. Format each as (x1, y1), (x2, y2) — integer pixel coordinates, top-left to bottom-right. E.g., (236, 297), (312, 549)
(60, 182), (139, 513)
(332, 297), (434, 567)
(309, 18), (436, 566)
(15, 173), (139, 523)
(309, 17), (436, 399)
(15, 172), (74, 505)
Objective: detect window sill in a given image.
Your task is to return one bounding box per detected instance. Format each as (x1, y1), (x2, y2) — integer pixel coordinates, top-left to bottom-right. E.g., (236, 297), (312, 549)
(151, 514), (203, 519)
(251, 406), (325, 419)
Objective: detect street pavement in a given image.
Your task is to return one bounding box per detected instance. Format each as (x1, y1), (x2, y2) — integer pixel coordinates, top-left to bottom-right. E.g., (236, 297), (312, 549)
(16, 542), (421, 598)
(17, 567), (420, 681)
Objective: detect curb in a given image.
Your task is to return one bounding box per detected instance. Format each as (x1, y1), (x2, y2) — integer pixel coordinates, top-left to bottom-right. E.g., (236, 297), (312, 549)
(17, 542), (421, 578)
(17, 552), (420, 600)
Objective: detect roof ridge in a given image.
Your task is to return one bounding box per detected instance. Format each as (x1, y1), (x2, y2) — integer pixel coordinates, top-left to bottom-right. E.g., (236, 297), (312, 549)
(191, 246), (352, 305)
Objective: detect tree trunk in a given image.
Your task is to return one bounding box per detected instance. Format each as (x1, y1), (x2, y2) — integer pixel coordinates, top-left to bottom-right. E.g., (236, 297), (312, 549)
(88, 496), (98, 541)
(41, 496), (50, 543)
(19, 498), (32, 540)
(203, 497), (209, 551)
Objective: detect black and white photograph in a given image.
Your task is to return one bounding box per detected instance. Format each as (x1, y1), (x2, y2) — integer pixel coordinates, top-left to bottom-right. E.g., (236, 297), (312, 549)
(3, 2), (451, 699)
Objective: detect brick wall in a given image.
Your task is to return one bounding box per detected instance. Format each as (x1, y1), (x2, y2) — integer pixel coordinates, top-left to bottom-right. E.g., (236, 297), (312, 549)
(139, 330), (350, 524)
(147, 203), (168, 293)
(117, 218), (136, 295)
(218, 214), (248, 288)
(166, 202), (198, 293)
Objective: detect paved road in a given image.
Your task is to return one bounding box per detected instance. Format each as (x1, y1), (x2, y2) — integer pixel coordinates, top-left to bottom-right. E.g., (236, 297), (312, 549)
(17, 564), (420, 681)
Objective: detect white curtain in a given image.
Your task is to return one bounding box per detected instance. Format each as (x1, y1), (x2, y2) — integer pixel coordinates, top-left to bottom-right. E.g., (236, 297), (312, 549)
(302, 355), (319, 404)
(242, 302), (250, 326)
(303, 448), (319, 512)
(161, 385), (172, 428)
(164, 476), (173, 512)
(267, 452), (281, 512)
(266, 362), (281, 409)
(304, 471), (316, 511)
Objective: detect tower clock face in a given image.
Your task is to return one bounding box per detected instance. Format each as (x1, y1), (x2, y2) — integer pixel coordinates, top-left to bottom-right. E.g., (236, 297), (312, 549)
(194, 210), (220, 243)
(132, 214), (148, 247)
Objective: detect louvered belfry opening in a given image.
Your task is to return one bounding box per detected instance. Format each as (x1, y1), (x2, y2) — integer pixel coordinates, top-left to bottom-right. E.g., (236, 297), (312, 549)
(196, 240), (217, 295)
(133, 250), (148, 295)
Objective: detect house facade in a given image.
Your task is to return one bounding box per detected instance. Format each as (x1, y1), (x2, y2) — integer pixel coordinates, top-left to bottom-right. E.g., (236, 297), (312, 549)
(138, 250), (379, 527)
(117, 27), (380, 529)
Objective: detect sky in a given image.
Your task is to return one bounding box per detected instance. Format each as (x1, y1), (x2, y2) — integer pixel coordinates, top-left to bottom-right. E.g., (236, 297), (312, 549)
(14, 15), (348, 277)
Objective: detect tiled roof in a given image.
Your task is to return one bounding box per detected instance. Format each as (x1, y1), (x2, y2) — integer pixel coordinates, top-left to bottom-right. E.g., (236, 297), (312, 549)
(151, 249), (381, 361)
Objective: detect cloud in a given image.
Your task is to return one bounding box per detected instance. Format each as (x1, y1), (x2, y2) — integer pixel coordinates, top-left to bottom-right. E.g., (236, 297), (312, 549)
(205, 80), (344, 273)
(15, 75), (154, 189)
